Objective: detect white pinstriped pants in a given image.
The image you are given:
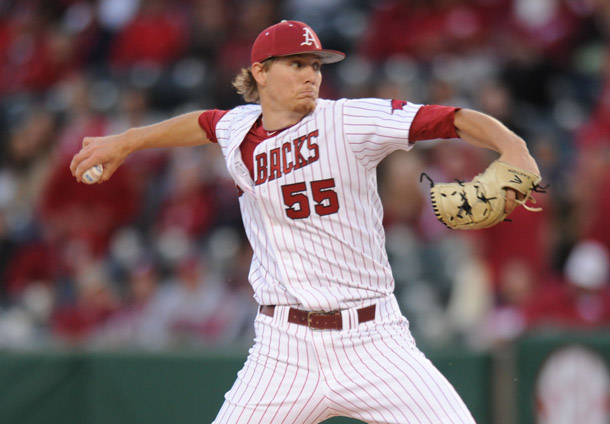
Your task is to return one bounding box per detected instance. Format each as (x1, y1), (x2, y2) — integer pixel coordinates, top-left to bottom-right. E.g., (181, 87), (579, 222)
(213, 295), (475, 424)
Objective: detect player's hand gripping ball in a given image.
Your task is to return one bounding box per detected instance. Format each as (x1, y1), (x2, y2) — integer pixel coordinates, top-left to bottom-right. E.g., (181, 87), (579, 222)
(421, 160), (543, 230)
(83, 164), (104, 184)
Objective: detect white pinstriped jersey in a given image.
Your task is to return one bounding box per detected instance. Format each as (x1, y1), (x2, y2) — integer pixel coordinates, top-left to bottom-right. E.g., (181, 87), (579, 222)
(215, 98), (422, 311)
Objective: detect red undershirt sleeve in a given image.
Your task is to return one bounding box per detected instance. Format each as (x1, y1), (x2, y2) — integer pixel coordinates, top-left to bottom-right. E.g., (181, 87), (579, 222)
(198, 109), (229, 143)
(408, 105), (461, 143)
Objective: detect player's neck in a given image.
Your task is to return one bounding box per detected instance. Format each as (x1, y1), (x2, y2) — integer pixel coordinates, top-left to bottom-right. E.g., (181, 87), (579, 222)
(259, 101), (313, 132)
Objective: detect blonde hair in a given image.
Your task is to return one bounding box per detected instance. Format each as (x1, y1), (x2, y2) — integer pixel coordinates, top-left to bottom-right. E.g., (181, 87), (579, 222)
(232, 58), (276, 103)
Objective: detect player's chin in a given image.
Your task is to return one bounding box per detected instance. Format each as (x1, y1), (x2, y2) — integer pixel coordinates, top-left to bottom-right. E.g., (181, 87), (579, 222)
(292, 98), (317, 115)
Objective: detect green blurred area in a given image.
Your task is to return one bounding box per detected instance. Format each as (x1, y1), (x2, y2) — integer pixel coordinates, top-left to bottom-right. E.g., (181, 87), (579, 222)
(1, 331), (608, 424)
(0, 348), (489, 424)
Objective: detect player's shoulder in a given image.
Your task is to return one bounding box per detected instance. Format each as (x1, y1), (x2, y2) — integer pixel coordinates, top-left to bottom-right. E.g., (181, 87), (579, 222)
(314, 98), (397, 114)
(313, 98), (423, 125)
(344, 98), (392, 106)
(227, 104), (261, 119)
(345, 98), (424, 118)
(344, 97), (411, 111)
(313, 98), (340, 111)
(217, 104), (261, 128)
(316, 97), (390, 107)
(340, 98), (405, 115)
(234, 103), (262, 113)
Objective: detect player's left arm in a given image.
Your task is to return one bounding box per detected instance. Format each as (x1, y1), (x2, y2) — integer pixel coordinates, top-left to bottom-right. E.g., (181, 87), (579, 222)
(453, 108), (541, 212)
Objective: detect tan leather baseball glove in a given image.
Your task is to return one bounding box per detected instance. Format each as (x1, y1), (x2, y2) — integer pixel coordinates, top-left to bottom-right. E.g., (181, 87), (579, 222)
(422, 160), (543, 230)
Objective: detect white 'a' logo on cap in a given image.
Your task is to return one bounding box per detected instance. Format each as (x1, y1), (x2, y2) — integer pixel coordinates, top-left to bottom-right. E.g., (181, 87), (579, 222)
(300, 27), (320, 48)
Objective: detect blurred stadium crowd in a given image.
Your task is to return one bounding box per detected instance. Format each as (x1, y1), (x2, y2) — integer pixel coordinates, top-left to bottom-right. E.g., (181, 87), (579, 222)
(1, 0), (610, 351)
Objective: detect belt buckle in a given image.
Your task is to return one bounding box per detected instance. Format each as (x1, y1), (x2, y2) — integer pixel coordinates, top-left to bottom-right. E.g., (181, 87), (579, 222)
(307, 310), (337, 330)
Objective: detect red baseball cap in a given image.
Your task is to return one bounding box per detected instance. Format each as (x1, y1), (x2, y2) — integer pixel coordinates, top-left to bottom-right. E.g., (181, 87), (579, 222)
(250, 20), (345, 65)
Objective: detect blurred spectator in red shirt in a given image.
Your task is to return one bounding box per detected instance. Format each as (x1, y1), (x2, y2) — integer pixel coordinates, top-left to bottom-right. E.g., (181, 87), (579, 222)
(567, 138), (610, 251)
(3, 241), (56, 301)
(51, 260), (120, 344)
(154, 149), (216, 239)
(505, 0), (590, 64)
(90, 258), (164, 350)
(476, 197), (553, 292)
(37, 74), (139, 258)
(360, 0), (505, 63)
(38, 154), (138, 257)
(109, 0), (188, 69)
(570, 50), (610, 249)
(479, 239), (610, 346)
(0, 3), (79, 94)
(524, 240), (610, 329)
(478, 257), (537, 346)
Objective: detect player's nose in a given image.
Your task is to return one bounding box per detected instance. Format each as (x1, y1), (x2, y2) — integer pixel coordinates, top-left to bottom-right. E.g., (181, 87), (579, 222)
(303, 66), (320, 84)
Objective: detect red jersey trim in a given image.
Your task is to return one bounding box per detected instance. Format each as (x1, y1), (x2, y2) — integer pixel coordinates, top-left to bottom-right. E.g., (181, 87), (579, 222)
(409, 104), (461, 142)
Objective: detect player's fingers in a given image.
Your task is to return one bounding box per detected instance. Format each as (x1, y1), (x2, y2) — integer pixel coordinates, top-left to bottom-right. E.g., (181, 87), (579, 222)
(97, 162), (118, 183)
(70, 137), (96, 176)
(72, 136), (114, 181)
(504, 188), (524, 214)
(71, 153), (91, 181)
(70, 152), (86, 180)
(504, 189), (516, 214)
(71, 135), (126, 183)
(70, 151), (86, 177)
(72, 153), (103, 183)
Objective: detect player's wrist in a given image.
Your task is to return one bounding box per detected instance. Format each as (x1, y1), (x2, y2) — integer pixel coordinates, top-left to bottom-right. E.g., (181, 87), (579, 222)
(498, 151), (540, 177)
(122, 127), (147, 155)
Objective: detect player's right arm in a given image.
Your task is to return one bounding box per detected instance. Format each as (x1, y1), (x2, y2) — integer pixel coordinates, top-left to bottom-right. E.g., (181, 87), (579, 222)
(70, 111), (213, 183)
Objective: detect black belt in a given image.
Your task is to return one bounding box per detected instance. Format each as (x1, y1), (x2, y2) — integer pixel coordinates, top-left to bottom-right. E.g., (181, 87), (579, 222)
(259, 304), (376, 330)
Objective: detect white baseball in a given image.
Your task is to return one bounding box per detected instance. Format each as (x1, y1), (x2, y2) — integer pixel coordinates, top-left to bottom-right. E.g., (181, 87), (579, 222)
(83, 164), (104, 184)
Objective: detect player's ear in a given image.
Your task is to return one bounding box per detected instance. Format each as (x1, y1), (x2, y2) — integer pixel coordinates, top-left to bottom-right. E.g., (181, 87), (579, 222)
(251, 62), (267, 87)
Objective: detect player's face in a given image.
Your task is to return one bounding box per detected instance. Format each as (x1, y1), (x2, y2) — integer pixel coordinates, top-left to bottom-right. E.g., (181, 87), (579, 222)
(263, 55), (322, 116)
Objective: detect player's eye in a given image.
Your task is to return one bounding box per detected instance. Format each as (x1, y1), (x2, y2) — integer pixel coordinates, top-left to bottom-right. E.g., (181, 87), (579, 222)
(289, 59), (321, 72)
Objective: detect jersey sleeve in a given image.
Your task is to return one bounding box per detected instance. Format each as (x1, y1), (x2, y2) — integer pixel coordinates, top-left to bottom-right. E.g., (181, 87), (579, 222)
(198, 109), (229, 143)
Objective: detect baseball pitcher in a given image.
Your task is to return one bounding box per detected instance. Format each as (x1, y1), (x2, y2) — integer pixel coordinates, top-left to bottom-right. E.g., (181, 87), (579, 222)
(71, 20), (541, 424)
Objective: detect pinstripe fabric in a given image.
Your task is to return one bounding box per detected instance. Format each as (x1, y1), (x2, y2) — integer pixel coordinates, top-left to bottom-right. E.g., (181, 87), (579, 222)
(212, 98), (476, 423)
(213, 296), (475, 424)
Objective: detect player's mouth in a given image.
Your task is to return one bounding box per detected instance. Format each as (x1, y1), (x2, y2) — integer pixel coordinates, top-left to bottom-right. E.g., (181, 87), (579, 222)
(298, 90), (317, 100)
